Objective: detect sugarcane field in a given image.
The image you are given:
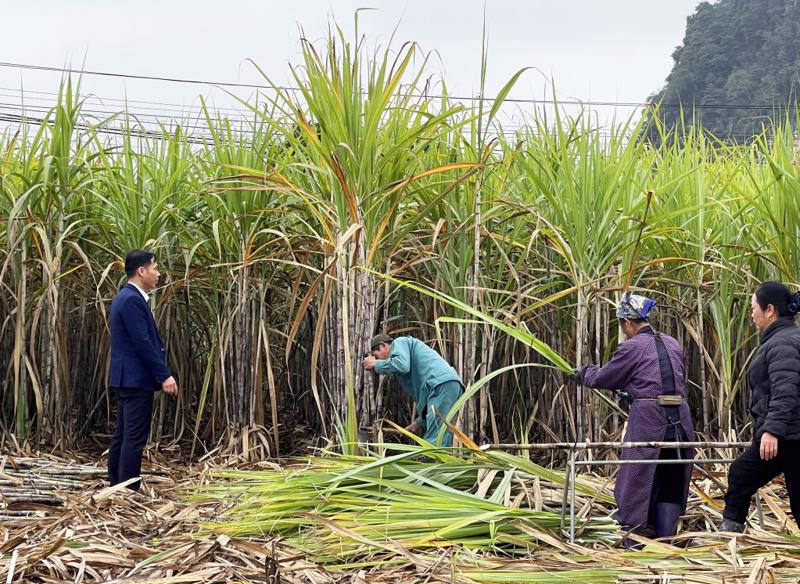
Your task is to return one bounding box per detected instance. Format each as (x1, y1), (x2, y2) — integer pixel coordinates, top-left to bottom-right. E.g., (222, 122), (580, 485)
(4, 2), (800, 582)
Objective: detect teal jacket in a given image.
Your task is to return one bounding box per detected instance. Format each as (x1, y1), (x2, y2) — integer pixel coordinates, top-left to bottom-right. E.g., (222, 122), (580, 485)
(374, 336), (462, 427)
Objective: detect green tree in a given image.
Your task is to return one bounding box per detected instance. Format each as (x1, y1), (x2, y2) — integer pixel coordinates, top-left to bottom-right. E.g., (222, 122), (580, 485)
(650, 0), (800, 139)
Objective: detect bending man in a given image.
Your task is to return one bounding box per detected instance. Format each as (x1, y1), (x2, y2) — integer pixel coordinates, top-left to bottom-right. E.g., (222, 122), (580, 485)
(363, 334), (463, 446)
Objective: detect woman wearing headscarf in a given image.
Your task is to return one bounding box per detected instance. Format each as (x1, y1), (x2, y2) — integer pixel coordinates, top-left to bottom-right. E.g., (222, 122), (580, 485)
(575, 293), (695, 540)
(720, 281), (800, 533)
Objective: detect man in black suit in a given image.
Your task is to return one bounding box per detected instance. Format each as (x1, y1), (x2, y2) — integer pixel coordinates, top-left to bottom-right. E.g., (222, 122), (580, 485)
(107, 250), (178, 491)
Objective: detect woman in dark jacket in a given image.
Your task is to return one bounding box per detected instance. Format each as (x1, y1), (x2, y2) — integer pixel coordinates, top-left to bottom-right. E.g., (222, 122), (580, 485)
(577, 293), (695, 540)
(721, 281), (800, 532)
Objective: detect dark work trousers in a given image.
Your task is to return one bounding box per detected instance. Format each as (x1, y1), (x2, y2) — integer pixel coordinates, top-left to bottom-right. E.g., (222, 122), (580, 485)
(651, 445), (687, 502)
(724, 439), (800, 524)
(648, 424), (690, 521)
(107, 388), (155, 491)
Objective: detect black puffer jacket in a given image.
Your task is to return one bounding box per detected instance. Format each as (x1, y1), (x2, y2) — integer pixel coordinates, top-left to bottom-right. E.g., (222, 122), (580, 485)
(748, 317), (800, 440)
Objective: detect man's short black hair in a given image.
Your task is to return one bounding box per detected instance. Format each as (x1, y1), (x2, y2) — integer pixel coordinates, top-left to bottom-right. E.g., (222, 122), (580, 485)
(125, 249), (156, 278)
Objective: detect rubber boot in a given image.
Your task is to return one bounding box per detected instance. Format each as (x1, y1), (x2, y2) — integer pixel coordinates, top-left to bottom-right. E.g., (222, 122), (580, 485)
(719, 517), (745, 533)
(654, 502), (682, 538)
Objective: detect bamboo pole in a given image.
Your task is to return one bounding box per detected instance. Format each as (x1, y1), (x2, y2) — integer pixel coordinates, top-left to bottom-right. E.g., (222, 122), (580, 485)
(480, 441), (750, 451)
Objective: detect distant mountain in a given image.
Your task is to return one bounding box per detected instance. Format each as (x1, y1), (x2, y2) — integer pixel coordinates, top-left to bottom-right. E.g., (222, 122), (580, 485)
(649, 0), (800, 139)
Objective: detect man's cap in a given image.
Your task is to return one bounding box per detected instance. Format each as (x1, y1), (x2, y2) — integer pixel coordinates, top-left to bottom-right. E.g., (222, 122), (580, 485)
(369, 333), (393, 349)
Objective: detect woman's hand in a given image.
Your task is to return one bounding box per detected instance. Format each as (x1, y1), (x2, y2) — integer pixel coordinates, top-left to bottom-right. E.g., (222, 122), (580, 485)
(760, 431), (779, 460)
(565, 367), (583, 383)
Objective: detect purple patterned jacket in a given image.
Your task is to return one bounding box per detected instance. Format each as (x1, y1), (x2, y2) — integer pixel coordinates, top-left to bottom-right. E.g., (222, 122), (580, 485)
(580, 325), (695, 530)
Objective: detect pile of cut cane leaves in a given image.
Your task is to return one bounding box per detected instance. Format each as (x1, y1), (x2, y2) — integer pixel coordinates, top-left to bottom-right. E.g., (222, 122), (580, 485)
(3, 450), (800, 582)
(197, 442), (800, 582)
(198, 443), (619, 565)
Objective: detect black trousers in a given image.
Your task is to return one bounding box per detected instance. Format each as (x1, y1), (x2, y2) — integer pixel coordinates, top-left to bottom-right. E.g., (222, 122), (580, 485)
(107, 388), (155, 491)
(724, 439), (800, 524)
(647, 424), (689, 523)
(652, 445), (687, 503)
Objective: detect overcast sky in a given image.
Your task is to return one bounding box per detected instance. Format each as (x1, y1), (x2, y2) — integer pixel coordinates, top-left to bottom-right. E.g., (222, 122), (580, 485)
(0, 1), (704, 130)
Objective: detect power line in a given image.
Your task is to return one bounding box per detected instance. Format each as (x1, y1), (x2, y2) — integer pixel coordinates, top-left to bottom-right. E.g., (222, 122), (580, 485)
(0, 104), (536, 143)
(0, 83), (775, 146)
(0, 113), (270, 149)
(3, 60), (799, 111)
(0, 110), (212, 145)
(0, 85), (256, 117)
(0, 102), (238, 139)
(0, 83), (630, 141)
(0, 100), (770, 144)
(0, 93), (765, 141)
(0, 61), (299, 92)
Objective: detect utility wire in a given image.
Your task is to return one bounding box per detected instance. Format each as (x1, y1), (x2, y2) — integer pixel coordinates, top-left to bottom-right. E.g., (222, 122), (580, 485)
(3, 60), (799, 111)
(0, 110), (212, 145)
(0, 85), (255, 117)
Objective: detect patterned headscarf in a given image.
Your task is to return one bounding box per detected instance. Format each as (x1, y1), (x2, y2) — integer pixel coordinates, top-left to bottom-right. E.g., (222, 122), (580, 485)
(616, 292), (656, 320)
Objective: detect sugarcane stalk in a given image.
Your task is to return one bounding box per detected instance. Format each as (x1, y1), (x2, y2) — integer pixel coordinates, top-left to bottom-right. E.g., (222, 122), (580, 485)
(3, 494), (64, 505)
